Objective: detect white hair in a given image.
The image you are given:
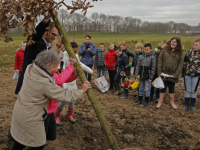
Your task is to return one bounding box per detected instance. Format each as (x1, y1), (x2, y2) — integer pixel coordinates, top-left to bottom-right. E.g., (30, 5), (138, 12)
(35, 50), (61, 70)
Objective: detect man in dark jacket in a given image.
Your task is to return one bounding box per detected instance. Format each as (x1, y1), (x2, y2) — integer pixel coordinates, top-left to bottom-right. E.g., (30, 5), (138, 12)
(15, 16), (62, 94)
(79, 35), (96, 82)
(135, 43), (156, 108)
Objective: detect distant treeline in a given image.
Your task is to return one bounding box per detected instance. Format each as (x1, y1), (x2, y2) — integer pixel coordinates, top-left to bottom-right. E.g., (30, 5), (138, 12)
(10, 9), (200, 34)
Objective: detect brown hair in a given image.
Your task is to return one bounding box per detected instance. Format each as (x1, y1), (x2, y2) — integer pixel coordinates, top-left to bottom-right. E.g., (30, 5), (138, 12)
(49, 22), (56, 30)
(114, 46), (121, 51)
(157, 42), (164, 50)
(85, 35), (91, 39)
(109, 42), (114, 46)
(194, 39), (200, 43)
(166, 36), (183, 55)
(135, 42), (143, 49)
(99, 43), (105, 46)
(118, 41), (127, 47)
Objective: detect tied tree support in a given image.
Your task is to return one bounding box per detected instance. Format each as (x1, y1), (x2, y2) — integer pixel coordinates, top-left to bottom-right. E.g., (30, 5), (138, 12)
(52, 15), (120, 150)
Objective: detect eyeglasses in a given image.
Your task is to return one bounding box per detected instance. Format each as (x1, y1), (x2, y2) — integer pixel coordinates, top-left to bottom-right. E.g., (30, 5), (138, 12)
(51, 32), (58, 38)
(171, 41), (177, 44)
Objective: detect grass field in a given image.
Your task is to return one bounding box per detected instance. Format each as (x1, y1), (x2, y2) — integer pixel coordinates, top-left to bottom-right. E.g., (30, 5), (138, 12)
(0, 32), (200, 68)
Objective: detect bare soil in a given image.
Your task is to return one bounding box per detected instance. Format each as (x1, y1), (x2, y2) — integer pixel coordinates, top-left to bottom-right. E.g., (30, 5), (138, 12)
(0, 68), (200, 150)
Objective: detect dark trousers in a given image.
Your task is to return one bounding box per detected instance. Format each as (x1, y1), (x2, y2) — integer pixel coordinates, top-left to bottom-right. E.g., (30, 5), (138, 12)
(12, 141), (44, 150)
(8, 113), (56, 150)
(108, 70), (117, 88)
(114, 71), (122, 84)
(150, 86), (160, 99)
(84, 65), (93, 82)
(125, 68), (130, 76)
(160, 81), (175, 93)
(44, 113), (57, 141)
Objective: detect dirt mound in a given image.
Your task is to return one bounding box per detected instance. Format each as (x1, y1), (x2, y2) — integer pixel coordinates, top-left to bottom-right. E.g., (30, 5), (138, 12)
(0, 68), (200, 150)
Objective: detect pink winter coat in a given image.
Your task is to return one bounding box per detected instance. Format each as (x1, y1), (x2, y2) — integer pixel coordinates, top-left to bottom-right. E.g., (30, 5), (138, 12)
(47, 65), (78, 114)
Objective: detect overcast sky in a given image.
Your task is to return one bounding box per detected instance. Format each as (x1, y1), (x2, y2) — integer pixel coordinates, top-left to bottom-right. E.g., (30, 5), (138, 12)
(57, 0), (200, 26)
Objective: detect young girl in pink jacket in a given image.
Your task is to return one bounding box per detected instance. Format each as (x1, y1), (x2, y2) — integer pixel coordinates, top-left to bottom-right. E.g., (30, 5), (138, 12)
(45, 58), (78, 141)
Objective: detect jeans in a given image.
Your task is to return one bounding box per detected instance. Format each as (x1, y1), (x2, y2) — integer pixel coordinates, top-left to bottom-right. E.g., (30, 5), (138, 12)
(108, 70), (117, 89)
(139, 80), (151, 97)
(184, 75), (200, 98)
(59, 102), (74, 109)
(97, 66), (107, 80)
(84, 65), (93, 82)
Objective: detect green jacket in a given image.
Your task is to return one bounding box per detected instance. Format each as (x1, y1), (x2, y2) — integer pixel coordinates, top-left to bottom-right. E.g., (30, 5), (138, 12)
(157, 48), (184, 83)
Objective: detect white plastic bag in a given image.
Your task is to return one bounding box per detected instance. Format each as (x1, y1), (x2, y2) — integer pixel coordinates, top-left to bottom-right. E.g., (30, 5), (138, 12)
(152, 77), (165, 89)
(94, 76), (109, 93)
(161, 73), (174, 78)
(13, 72), (19, 80)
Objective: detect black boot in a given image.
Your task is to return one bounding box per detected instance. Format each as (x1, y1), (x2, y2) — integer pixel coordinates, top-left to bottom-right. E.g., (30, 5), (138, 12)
(109, 82), (114, 90)
(143, 97), (149, 108)
(113, 84), (117, 92)
(133, 96), (138, 103)
(121, 89), (129, 99)
(134, 96), (143, 106)
(183, 97), (190, 112)
(149, 96), (153, 102)
(6, 129), (15, 149)
(114, 84), (121, 95)
(155, 98), (159, 103)
(190, 98), (196, 112)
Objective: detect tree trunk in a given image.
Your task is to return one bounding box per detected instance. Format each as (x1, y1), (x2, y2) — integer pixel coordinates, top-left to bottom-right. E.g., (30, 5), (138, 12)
(52, 15), (120, 150)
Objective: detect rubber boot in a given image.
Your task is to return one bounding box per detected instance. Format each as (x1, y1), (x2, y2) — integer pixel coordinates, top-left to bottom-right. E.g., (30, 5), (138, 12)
(67, 108), (76, 123)
(143, 97), (149, 108)
(156, 93), (165, 108)
(169, 93), (177, 109)
(121, 89), (128, 99)
(190, 98), (196, 112)
(134, 97), (138, 103)
(109, 82), (114, 90)
(6, 129), (15, 150)
(134, 96), (143, 106)
(113, 83), (117, 93)
(149, 96), (153, 102)
(114, 84), (121, 95)
(183, 97), (190, 112)
(55, 108), (62, 125)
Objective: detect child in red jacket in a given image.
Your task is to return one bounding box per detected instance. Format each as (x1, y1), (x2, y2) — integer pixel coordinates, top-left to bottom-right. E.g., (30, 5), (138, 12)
(14, 41), (26, 76)
(105, 42), (118, 91)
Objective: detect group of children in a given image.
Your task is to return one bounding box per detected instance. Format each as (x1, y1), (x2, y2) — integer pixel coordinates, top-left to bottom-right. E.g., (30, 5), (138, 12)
(94, 38), (200, 113)
(94, 41), (162, 107)
(14, 37), (200, 127)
